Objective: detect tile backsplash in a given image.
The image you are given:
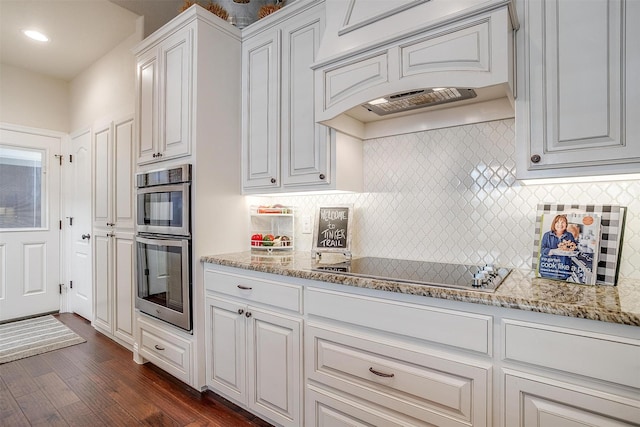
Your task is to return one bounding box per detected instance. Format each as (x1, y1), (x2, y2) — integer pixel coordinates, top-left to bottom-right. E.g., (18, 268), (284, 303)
(248, 118), (640, 280)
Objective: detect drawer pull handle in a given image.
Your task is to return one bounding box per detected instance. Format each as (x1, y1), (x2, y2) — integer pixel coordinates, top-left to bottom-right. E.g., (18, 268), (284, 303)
(154, 345), (165, 351)
(369, 367), (394, 378)
(237, 285), (253, 290)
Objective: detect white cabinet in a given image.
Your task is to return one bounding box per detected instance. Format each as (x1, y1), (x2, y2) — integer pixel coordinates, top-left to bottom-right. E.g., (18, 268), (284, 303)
(93, 229), (135, 346)
(93, 116), (134, 230)
(242, 1), (362, 194)
(515, 0), (640, 179)
(502, 319), (640, 426)
(135, 22), (192, 165)
(305, 287), (492, 427)
(92, 115), (135, 347)
(204, 267), (303, 427)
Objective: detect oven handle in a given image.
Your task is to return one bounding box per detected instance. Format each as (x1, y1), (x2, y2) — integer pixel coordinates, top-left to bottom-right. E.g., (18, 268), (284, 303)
(136, 182), (190, 195)
(135, 235), (189, 247)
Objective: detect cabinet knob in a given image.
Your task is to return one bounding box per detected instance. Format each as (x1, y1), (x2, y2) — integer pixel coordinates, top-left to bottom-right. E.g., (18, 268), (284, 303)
(319, 173), (325, 180)
(237, 308), (244, 315)
(530, 154), (541, 164)
(270, 177), (276, 184)
(157, 152), (163, 157)
(152, 153), (157, 158)
(106, 222), (115, 227)
(81, 234), (91, 240)
(245, 312), (252, 318)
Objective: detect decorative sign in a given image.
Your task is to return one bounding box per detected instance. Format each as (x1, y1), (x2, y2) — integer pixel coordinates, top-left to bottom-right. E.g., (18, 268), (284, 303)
(312, 205), (353, 258)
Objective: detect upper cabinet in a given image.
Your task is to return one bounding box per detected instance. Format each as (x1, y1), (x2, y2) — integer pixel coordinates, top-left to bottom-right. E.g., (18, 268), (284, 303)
(135, 20), (193, 165)
(93, 116), (135, 231)
(515, 0), (640, 180)
(241, 0), (363, 194)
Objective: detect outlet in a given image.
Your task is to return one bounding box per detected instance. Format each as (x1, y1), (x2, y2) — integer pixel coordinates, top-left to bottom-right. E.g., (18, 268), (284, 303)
(301, 215), (312, 234)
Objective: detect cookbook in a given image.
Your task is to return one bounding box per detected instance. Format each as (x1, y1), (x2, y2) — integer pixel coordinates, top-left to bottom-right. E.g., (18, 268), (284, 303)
(535, 212), (601, 285)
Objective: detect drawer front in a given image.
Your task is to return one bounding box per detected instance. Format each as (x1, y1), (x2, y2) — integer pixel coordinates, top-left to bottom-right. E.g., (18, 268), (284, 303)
(306, 383), (431, 427)
(503, 320), (640, 388)
(138, 317), (191, 383)
(204, 269), (302, 313)
(306, 322), (490, 427)
(306, 287), (492, 354)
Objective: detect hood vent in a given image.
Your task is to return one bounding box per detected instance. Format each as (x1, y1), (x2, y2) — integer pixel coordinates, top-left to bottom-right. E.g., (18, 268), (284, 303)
(363, 88), (477, 116)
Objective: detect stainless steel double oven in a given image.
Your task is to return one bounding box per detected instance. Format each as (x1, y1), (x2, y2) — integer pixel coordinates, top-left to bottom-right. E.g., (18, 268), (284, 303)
(135, 164), (192, 331)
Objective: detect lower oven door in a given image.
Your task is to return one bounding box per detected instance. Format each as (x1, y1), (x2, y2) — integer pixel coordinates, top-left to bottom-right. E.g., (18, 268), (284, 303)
(136, 235), (191, 331)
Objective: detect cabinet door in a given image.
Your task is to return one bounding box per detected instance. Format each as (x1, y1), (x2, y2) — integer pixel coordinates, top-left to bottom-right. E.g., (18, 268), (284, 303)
(93, 231), (112, 333)
(159, 26), (192, 161)
(93, 123), (112, 228)
(516, 0), (640, 178)
(281, 7), (330, 188)
(113, 116), (134, 230)
(136, 48), (158, 164)
(113, 231), (134, 345)
(247, 307), (302, 427)
(505, 373), (640, 426)
(242, 30), (281, 190)
(205, 296), (247, 404)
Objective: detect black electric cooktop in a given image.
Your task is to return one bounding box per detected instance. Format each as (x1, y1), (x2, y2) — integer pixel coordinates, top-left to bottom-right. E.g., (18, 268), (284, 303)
(312, 257), (511, 292)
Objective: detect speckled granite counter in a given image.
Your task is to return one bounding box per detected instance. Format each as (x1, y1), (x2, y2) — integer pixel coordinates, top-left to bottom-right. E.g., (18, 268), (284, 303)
(201, 252), (640, 326)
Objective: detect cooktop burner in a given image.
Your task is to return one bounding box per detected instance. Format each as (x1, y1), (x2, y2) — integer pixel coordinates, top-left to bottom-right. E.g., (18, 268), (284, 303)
(312, 257), (511, 292)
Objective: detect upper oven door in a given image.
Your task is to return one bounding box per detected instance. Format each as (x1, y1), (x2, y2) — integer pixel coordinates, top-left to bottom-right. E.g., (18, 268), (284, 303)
(136, 183), (190, 237)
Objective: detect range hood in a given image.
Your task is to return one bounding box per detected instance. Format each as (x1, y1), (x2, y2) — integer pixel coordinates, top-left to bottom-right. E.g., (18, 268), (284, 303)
(312, 0), (518, 139)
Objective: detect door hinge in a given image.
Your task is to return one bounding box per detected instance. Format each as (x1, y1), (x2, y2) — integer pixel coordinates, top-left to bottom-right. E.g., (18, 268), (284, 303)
(54, 154), (63, 165)
(70, 280), (73, 289)
(59, 220), (62, 230)
(69, 154), (73, 163)
(59, 283), (63, 294)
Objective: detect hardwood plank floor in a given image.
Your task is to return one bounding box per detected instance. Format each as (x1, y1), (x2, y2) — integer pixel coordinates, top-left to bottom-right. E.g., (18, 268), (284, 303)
(0, 313), (273, 426)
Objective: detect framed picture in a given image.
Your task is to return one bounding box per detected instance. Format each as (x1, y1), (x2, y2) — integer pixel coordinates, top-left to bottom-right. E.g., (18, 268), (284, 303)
(532, 204), (626, 285)
(312, 205), (353, 259)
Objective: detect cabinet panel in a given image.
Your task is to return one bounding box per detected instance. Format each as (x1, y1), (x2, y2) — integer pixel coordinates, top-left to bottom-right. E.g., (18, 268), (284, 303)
(307, 322), (489, 426)
(242, 32), (280, 190)
(113, 117), (134, 230)
(137, 53), (157, 163)
(505, 372), (640, 427)
(114, 233), (134, 344)
(138, 315), (192, 384)
(161, 29), (191, 159)
(324, 53), (389, 110)
(516, 0), (640, 178)
(282, 11), (330, 187)
(206, 296), (246, 400)
(248, 308), (302, 427)
(503, 319), (640, 389)
(93, 124), (111, 227)
(204, 269), (302, 313)
(93, 233), (111, 332)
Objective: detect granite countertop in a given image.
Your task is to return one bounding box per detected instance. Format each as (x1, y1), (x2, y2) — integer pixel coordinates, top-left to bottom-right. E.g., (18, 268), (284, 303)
(201, 251), (640, 327)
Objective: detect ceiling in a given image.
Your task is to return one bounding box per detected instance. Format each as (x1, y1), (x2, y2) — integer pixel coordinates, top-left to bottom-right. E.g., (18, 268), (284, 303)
(0, 0), (183, 82)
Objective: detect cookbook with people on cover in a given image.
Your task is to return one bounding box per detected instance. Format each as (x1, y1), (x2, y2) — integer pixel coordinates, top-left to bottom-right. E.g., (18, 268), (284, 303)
(535, 211), (601, 285)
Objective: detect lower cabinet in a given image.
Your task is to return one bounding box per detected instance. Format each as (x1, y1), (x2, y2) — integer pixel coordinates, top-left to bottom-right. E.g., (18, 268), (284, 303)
(93, 229), (135, 347)
(135, 314), (193, 385)
(204, 267), (303, 427)
(505, 371), (640, 427)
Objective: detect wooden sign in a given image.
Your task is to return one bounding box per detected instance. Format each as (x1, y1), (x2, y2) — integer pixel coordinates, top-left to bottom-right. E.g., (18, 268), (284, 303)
(312, 205), (353, 258)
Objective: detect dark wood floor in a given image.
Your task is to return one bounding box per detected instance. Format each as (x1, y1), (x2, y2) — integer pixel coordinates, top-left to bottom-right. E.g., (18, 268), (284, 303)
(0, 313), (272, 426)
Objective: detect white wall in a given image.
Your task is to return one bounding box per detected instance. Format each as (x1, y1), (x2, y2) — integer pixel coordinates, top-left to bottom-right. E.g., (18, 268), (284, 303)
(0, 63), (69, 132)
(69, 17), (143, 131)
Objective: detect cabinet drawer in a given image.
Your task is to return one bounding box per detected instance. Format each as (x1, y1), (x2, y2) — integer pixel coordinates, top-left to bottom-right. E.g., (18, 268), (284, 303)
(503, 319), (640, 388)
(306, 287), (492, 354)
(138, 316), (192, 384)
(204, 269), (302, 313)
(306, 322), (490, 427)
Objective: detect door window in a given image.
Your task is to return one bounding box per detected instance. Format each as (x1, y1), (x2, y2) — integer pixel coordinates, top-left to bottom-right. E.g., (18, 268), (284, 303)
(0, 145), (45, 230)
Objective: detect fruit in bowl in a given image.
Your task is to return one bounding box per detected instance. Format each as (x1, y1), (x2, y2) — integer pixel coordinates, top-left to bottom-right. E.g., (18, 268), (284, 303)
(251, 233), (263, 246)
(262, 234), (275, 246)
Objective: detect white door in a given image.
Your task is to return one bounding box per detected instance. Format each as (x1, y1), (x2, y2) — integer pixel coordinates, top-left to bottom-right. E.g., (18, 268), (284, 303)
(66, 128), (92, 320)
(0, 125), (62, 322)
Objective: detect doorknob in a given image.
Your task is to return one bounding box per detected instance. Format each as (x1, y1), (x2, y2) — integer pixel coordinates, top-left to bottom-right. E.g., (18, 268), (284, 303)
(82, 234), (91, 240)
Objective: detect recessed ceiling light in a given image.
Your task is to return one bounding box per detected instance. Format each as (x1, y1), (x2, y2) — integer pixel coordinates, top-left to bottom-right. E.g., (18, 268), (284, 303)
(22, 29), (49, 42)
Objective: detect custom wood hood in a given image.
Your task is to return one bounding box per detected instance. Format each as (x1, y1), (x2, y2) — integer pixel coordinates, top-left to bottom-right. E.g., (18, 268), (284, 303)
(313, 0), (519, 139)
